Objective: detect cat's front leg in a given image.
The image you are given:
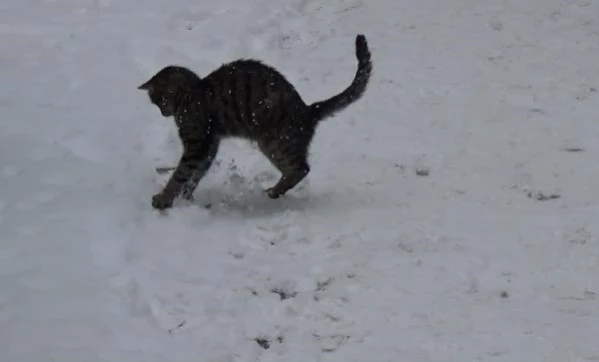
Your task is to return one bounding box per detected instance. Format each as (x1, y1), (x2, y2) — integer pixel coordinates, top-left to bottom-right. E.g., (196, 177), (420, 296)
(151, 139), (220, 210)
(152, 151), (200, 210)
(179, 138), (220, 201)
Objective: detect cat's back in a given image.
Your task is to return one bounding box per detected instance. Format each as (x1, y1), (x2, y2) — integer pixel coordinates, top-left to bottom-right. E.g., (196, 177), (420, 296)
(199, 58), (308, 137)
(205, 59), (288, 83)
(203, 59), (304, 103)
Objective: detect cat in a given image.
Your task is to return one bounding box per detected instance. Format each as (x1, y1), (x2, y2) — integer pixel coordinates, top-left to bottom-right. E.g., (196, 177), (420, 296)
(138, 34), (372, 210)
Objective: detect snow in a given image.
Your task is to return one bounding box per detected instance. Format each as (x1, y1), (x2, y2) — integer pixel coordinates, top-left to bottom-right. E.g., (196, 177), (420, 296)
(2, 0), (599, 361)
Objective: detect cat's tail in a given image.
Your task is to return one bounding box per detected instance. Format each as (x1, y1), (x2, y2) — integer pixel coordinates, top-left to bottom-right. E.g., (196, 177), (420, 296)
(308, 34), (372, 123)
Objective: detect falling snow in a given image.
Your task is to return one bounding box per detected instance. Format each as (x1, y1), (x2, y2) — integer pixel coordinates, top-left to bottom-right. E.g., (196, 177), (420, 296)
(2, 0), (599, 361)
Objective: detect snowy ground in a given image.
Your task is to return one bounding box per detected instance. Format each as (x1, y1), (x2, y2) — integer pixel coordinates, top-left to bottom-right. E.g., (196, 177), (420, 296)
(2, 0), (599, 361)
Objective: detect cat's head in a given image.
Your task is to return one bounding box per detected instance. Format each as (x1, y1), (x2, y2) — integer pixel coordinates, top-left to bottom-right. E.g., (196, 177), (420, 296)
(138, 65), (202, 117)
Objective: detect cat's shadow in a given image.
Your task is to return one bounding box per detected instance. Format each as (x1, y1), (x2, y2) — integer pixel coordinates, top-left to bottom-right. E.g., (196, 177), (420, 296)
(166, 167), (363, 218)
(185, 185), (337, 219)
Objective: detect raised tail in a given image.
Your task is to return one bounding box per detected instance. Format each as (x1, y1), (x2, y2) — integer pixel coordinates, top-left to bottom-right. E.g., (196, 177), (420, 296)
(308, 34), (372, 122)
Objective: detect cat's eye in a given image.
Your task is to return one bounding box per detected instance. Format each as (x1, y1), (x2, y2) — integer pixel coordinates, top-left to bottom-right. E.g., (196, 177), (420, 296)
(149, 90), (160, 103)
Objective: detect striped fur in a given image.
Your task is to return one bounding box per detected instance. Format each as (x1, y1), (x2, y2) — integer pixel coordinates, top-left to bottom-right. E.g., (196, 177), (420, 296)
(139, 34), (372, 210)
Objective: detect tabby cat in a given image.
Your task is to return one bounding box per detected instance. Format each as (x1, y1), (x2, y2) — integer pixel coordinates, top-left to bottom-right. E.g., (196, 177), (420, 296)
(138, 34), (372, 210)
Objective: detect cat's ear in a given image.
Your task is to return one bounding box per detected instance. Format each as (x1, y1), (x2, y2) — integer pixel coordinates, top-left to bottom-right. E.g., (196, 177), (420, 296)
(137, 80), (152, 90)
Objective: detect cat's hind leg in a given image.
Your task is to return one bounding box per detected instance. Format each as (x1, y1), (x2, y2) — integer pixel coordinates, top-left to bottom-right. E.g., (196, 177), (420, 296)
(259, 134), (312, 199)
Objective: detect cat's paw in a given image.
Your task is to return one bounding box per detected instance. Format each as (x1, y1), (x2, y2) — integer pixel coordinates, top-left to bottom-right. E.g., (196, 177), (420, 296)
(265, 187), (282, 199)
(152, 192), (174, 210)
